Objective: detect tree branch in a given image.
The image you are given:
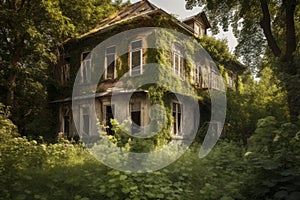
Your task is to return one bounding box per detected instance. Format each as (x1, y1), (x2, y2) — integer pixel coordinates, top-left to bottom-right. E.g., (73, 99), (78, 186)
(259, 0), (282, 57)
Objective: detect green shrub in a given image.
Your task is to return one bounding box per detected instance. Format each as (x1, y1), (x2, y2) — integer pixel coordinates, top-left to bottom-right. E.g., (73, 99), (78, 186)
(243, 116), (300, 199)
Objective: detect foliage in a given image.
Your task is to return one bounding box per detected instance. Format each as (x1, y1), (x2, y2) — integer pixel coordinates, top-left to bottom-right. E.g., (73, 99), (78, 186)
(0, 125), (248, 200)
(0, 0), (119, 137)
(199, 36), (243, 73)
(0, 103), (18, 137)
(185, 0), (300, 121)
(225, 67), (288, 143)
(1, 111), (300, 199)
(0, 2), (299, 199)
(243, 116), (300, 199)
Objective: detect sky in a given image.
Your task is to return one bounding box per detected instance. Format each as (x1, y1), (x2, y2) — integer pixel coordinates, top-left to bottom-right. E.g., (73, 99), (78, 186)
(128, 0), (238, 52)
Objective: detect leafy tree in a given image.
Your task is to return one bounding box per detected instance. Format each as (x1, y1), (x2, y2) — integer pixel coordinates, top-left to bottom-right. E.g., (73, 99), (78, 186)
(0, 0), (118, 135)
(186, 0), (300, 122)
(226, 67), (288, 143)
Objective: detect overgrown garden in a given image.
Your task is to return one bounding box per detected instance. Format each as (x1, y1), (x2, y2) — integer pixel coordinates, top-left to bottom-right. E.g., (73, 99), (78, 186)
(0, 0), (300, 199)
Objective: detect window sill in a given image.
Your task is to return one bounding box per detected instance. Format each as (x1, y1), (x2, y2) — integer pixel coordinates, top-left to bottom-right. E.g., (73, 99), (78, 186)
(172, 135), (184, 140)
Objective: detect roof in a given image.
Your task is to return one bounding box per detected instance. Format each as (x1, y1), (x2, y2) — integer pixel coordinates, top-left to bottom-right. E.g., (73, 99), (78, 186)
(78, 0), (159, 39)
(76, 0), (204, 40)
(182, 12), (211, 28)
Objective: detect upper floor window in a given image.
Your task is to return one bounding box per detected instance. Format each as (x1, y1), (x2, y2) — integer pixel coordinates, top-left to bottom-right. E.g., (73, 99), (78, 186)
(201, 65), (210, 88)
(173, 43), (185, 79)
(211, 70), (223, 90)
(228, 76), (233, 88)
(81, 52), (91, 83)
(194, 24), (200, 35)
(130, 40), (143, 76)
(62, 57), (70, 84)
(105, 46), (116, 79)
(194, 64), (202, 87)
(227, 73), (236, 88)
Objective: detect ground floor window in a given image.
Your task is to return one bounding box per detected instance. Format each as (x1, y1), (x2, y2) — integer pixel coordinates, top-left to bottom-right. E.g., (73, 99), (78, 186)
(104, 105), (114, 135)
(130, 101), (141, 134)
(81, 107), (90, 135)
(63, 107), (70, 135)
(172, 102), (182, 135)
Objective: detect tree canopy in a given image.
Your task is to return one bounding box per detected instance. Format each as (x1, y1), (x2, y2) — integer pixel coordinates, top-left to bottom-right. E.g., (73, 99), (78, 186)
(0, 0), (121, 135)
(186, 0), (300, 121)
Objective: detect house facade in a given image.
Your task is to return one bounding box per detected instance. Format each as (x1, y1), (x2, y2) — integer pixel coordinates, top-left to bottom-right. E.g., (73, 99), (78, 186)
(49, 0), (243, 143)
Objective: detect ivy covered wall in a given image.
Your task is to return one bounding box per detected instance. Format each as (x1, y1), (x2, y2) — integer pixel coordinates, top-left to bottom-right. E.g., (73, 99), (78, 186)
(49, 11), (245, 148)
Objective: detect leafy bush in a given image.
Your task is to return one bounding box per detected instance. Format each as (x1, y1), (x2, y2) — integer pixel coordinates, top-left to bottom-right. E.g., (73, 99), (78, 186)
(243, 116), (300, 199)
(0, 125), (250, 200)
(1, 103), (299, 200)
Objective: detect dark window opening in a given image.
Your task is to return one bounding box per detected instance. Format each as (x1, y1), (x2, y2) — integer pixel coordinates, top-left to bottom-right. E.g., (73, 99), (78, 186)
(62, 57), (70, 84)
(105, 105), (114, 135)
(172, 102), (182, 135)
(82, 108), (89, 135)
(131, 111), (141, 134)
(130, 101), (141, 134)
(64, 115), (70, 135)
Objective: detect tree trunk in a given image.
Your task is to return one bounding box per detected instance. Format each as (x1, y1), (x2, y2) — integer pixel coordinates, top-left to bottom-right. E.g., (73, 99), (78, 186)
(286, 83), (300, 123)
(260, 0), (299, 122)
(284, 61), (300, 123)
(6, 71), (17, 106)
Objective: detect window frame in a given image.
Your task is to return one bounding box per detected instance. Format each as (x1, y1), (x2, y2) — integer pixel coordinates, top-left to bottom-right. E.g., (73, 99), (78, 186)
(194, 64), (202, 87)
(129, 100), (142, 135)
(172, 42), (185, 79)
(62, 106), (71, 136)
(171, 101), (183, 136)
(80, 106), (90, 136)
(80, 51), (92, 84)
(103, 103), (115, 135)
(129, 39), (143, 76)
(62, 56), (70, 84)
(104, 45), (117, 80)
(194, 23), (200, 35)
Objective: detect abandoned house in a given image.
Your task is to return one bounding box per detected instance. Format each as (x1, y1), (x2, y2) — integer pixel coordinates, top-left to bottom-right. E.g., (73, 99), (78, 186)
(49, 0), (244, 143)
